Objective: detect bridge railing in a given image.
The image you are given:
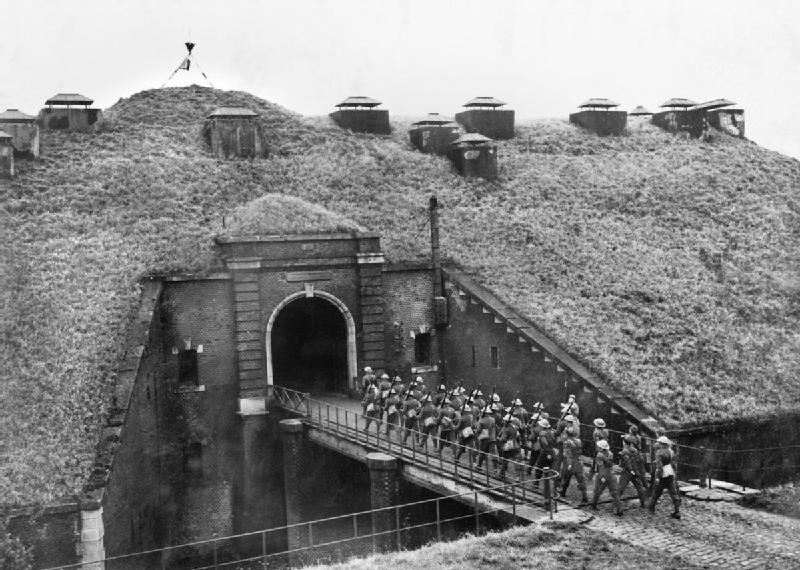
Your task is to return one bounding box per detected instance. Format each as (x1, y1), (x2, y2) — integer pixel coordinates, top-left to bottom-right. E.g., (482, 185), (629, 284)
(272, 385), (557, 510)
(44, 468), (558, 570)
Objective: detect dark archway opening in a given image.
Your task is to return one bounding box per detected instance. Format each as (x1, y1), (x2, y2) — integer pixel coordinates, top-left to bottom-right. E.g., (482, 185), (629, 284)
(271, 296), (348, 391)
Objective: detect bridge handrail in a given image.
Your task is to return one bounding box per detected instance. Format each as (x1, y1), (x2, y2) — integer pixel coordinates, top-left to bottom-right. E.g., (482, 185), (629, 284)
(272, 385), (557, 501)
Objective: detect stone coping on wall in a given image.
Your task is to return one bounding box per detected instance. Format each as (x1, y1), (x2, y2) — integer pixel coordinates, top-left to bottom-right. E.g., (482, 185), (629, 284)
(442, 267), (663, 436)
(214, 231), (380, 244)
(79, 278), (163, 510)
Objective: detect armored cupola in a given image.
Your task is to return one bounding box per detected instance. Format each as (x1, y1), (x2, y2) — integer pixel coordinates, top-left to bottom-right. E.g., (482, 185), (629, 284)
(330, 96), (391, 134)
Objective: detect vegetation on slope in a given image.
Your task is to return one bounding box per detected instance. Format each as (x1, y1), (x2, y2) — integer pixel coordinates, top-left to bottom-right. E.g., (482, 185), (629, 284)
(2, 85), (799, 504)
(303, 523), (704, 570)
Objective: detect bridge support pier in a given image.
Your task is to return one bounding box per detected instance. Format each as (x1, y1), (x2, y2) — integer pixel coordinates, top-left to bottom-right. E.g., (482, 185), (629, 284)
(280, 419), (309, 562)
(366, 452), (398, 553)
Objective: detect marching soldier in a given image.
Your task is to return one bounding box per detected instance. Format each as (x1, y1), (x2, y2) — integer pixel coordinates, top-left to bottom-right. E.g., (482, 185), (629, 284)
(649, 436), (681, 519)
(591, 418), (609, 472)
(454, 398), (476, 462)
(394, 374), (407, 398)
(401, 390), (421, 445)
(418, 394), (439, 448)
(472, 389), (487, 412)
(361, 367), (376, 397)
(532, 418), (555, 493)
(475, 405), (499, 470)
(560, 393), (580, 419)
(437, 396), (457, 453)
(362, 381), (382, 432)
(378, 373), (392, 402)
(432, 384), (448, 407)
(498, 414), (522, 479)
(383, 387), (402, 437)
(617, 435), (647, 507)
(558, 426), (588, 504)
(409, 379), (424, 401)
(591, 439), (623, 515)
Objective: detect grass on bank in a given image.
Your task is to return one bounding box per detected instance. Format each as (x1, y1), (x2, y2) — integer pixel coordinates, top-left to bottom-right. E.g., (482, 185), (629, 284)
(303, 523), (703, 570)
(2, 85), (800, 505)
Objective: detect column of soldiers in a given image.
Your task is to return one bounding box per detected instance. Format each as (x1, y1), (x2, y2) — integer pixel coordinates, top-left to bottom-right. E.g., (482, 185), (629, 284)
(359, 370), (681, 520)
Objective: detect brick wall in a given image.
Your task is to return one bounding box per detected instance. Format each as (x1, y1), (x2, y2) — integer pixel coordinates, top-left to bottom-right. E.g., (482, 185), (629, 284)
(103, 285), (170, 557)
(7, 505), (80, 568)
(382, 267), (439, 382)
(159, 278), (242, 542)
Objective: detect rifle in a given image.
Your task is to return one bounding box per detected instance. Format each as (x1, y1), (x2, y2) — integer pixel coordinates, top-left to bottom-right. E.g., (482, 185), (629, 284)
(558, 399), (576, 423)
(503, 392), (520, 430)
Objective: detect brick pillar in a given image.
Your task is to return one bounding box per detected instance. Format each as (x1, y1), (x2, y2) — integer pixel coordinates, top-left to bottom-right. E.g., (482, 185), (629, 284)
(357, 253), (385, 380)
(366, 452), (398, 553)
(238, 414), (269, 533)
(80, 507), (106, 569)
(233, 272), (267, 412)
(280, 419), (309, 559)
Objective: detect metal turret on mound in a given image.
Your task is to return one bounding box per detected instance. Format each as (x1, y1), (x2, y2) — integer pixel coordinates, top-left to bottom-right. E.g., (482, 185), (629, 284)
(455, 97), (515, 140)
(698, 99), (745, 138)
(628, 105), (653, 128)
(652, 97), (744, 138)
(0, 109), (40, 157)
(202, 107), (268, 159)
(0, 130), (14, 177)
(651, 97), (700, 137)
(329, 96), (391, 134)
(408, 113), (461, 155)
(447, 133), (497, 179)
(38, 93), (102, 132)
(569, 98), (627, 135)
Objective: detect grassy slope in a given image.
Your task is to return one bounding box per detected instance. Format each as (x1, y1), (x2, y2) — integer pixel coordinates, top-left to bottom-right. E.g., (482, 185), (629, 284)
(1, 85), (799, 504)
(303, 523), (703, 570)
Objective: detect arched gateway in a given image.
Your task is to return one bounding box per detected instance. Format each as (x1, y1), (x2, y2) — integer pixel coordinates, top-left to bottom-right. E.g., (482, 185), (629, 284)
(266, 290), (358, 392)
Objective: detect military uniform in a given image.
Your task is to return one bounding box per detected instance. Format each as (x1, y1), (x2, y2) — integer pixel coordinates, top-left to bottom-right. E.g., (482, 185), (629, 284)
(498, 418), (522, 478)
(383, 390), (402, 437)
(475, 410), (498, 469)
(454, 404), (475, 461)
(649, 440), (681, 519)
(558, 430), (588, 503)
(532, 422), (555, 492)
(591, 443), (623, 515)
(362, 384), (382, 431)
(401, 395), (421, 445)
(617, 438), (647, 507)
(591, 421), (609, 471)
(437, 401), (457, 452)
(418, 398), (438, 447)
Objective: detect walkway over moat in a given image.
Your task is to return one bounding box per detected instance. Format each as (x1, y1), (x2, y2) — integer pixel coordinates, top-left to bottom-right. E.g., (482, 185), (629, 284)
(270, 385), (574, 525)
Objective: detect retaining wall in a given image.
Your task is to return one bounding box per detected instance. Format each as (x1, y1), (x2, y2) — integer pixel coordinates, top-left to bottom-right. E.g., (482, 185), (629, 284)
(38, 108), (102, 132)
(330, 110), (391, 135)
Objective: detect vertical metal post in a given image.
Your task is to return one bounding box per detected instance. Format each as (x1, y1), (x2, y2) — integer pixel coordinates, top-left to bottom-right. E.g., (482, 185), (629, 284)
(305, 394), (311, 418)
(317, 402), (322, 426)
(512, 482), (517, 518)
(468, 451), (474, 482)
(521, 461), (527, 501)
(474, 492), (479, 535)
(396, 506), (401, 551)
(326, 404), (330, 427)
(261, 530), (267, 567)
(548, 477), (554, 519)
(336, 406), (340, 434)
(308, 522), (314, 547)
(436, 498), (442, 542)
(345, 410), (349, 436)
(353, 514), (358, 538)
(213, 539), (218, 569)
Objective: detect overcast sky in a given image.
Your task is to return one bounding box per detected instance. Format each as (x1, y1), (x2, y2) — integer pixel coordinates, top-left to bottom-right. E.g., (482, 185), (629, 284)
(2, 0), (799, 159)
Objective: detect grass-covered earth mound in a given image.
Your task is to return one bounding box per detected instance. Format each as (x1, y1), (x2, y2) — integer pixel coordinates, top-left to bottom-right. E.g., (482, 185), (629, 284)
(2, 85), (799, 504)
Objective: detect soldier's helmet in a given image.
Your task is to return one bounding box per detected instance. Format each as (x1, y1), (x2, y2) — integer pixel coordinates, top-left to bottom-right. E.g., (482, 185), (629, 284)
(513, 398), (523, 406)
(538, 418), (551, 429)
(389, 388), (397, 395)
(597, 439), (610, 451)
(657, 435), (671, 445)
(381, 373), (390, 380)
(492, 393), (501, 403)
(629, 425), (640, 434)
(364, 366), (373, 373)
(593, 418), (606, 428)
(416, 376), (424, 383)
(564, 414), (575, 423)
